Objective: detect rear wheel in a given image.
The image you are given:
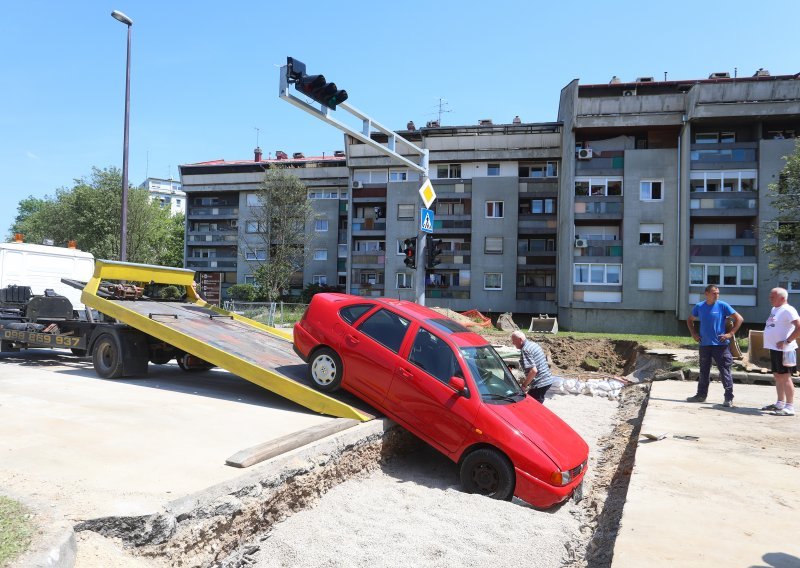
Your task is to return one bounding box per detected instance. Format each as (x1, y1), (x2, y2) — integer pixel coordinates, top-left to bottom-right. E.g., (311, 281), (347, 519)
(459, 448), (515, 501)
(92, 334), (124, 379)
(308, 347), (343, 392)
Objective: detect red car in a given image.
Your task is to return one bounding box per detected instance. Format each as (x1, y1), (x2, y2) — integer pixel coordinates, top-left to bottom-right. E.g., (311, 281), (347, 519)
(293, 293), (588, 509)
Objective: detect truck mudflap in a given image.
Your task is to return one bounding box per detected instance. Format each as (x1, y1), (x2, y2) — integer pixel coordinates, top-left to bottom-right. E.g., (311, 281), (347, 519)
(81, 260), (370, 422)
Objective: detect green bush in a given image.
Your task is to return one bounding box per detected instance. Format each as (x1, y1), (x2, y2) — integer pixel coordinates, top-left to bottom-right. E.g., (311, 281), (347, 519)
(159, 285), (182, 300)
(227, 284), (257, 301)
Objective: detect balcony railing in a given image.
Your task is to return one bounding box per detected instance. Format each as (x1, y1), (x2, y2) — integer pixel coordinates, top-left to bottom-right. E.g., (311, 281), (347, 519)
(690, 197), (757, 210)
(575, 201), (623, 214)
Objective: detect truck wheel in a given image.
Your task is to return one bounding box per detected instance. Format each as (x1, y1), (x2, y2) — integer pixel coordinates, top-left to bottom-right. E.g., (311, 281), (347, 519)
(308, 347), (343, 392)
(92, 334), (124, 379)
(459, 448), (515, 501)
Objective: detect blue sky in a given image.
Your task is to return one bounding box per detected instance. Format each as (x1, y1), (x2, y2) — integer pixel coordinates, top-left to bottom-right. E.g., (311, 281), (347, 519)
(2, 0), (798, 240)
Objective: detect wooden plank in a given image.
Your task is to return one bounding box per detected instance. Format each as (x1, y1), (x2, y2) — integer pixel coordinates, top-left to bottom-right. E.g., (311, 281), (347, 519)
(225, 418), (361, 468)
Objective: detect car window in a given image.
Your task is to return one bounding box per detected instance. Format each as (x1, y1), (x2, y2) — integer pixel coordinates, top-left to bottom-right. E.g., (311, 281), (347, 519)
(356, 308), (410, 353)
(340, 303), (375, 325)
(408, 328), (459, 384)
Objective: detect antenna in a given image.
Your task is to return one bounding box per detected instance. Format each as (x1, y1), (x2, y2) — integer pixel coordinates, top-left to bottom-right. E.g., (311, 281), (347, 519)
(436, 98), (451, 125)
(664, 71), (667, 81)
(145, 150), (149, 179)
(255, 127), (261, 147)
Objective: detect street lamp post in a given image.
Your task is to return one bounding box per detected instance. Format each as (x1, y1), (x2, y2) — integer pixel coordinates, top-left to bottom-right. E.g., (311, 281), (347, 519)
(111, 10), (133, 262)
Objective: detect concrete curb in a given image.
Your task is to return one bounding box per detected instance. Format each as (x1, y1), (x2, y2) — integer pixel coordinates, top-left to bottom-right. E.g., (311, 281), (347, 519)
(683, 368), (800, 385)
(11, 521), (76, 568)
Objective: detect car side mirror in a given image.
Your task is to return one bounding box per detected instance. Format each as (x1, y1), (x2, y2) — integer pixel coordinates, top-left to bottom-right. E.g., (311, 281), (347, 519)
(449, 375), (467, 396)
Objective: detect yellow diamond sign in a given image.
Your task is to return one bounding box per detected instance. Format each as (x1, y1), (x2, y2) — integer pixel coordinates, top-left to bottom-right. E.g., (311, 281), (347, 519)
(418, 179), (436, 209)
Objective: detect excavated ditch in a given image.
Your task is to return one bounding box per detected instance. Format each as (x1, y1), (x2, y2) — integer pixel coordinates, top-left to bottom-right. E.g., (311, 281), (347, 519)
(74, 342), (671, 567)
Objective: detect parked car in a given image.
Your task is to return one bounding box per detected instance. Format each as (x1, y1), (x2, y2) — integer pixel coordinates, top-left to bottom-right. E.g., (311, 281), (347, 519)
(293, 293), (589, 509)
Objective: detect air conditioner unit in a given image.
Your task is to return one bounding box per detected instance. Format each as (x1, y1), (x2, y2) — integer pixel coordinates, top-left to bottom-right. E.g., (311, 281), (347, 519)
(352, 181), (363, 189)
(622, 89), (637, 96)
(575, 239), (588, 248)
(577, 148), (593, 160)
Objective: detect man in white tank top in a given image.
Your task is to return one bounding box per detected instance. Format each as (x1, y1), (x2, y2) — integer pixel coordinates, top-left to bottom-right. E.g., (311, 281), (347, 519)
(761, 288), (800, 416)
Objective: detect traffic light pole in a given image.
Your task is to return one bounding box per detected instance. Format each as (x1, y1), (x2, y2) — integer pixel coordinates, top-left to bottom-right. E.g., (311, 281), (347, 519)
(279, 61), (430, 305)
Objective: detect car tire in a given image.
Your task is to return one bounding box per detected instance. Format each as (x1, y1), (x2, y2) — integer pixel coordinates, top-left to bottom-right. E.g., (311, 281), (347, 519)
(459, 448), (515, 501)
(92, 334), (124, 379)
(308, 347), (343, 392)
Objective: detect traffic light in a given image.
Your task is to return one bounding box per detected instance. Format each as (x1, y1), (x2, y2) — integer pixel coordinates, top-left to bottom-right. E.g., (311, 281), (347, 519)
(286, 57), (348, 110)
(403, 237), (417, 269)
(426, 236), (443, 270)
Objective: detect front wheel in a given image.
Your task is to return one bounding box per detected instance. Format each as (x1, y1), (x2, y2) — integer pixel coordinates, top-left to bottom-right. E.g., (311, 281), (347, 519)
(459, 448), (515, 501)
(92, 334), (124, 379)
(308, 347), (343, 392)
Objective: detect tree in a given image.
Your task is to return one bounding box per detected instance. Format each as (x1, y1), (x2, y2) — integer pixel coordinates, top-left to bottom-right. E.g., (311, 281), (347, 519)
(227, 284), (257, 302)
(249, 168), (314, 302)
(10, 167), (185, 266)
(762, 141), (800, 275)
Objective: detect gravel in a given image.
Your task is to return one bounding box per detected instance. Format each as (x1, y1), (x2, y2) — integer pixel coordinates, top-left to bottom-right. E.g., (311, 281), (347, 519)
(227, 393), (621, 568)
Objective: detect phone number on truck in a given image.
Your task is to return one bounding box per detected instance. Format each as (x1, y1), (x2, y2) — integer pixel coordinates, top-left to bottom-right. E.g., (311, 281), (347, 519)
(2, 329), (86, 349)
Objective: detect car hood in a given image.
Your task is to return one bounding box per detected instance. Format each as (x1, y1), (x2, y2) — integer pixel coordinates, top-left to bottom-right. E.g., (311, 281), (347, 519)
(486, 397), (588, 470)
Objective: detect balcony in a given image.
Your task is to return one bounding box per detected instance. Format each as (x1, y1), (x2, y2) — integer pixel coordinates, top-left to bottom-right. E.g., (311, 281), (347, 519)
(187, 206), (239, 219)
(689, 196), (757, 217)
(574, 199), (623, 219)
(351, 251), (386, 268)
(351, 218), (386, 234)
(185, 259), (238, 269)
(690, 142), (757, 167)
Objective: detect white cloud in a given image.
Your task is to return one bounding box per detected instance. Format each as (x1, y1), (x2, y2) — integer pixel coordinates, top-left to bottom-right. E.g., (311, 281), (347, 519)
(26, 151), (41, 160)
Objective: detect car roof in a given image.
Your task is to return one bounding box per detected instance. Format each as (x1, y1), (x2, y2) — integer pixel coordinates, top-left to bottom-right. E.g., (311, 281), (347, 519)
(314, 293), (489, 347)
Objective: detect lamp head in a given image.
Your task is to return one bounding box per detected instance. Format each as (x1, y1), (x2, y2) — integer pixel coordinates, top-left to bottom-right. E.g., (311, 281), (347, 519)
(111, 10), (133, 26)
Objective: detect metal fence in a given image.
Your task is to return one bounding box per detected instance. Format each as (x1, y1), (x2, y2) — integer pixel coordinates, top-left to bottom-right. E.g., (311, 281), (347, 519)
(221, 301), (308, 327)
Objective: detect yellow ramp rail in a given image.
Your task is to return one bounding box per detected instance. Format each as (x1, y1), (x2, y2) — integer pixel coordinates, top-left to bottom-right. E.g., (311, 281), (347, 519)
(81, 260), (371, 421)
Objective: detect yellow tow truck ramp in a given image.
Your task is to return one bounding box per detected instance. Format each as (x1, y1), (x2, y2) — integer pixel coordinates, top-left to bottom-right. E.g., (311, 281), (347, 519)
(81, 260), (371, 422)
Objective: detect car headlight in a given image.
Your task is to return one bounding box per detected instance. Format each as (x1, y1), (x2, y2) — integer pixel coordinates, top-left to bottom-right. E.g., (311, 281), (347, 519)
(550, 460), (587, 486)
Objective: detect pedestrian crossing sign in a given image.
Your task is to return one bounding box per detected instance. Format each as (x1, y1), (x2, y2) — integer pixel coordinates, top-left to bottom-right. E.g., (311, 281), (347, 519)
(420, 208), (434, 233)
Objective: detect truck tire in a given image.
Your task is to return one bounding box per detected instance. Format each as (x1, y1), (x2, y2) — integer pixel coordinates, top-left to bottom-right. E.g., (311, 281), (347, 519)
(92, 334), (124, 379)
(459, 448), (515, 501)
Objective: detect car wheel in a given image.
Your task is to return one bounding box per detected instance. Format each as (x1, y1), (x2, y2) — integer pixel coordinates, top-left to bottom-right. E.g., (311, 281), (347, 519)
(460, 448), (515, 501)
(92, 334), (124, 379)
(308, 347), (343, 392)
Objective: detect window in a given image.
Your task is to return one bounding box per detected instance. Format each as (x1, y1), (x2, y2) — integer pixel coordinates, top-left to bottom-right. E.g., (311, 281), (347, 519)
(575, 177), (623, 197)
(245, 249), (267, 261)
(359, 272), (383, 285)
(312, 275), (327, 285)
(308, 189), (339, 199)
(437, 164), (461, 179)
(639, 223), (664, 245)
(340, 304), (374, 325)
(640, 180), (663, 201)
(531, 198), (555, 214)
(690, 171), (757, 192)
(486, 201), (504, 218)
(246, 193), (260, 206)
(518, 271), (555, 287)
(355, 240), (384, 252)
(313, 249), (328, 261)
(519, 161), (558, 178)
(244, 275), (256, 285)
(574, 263), (622, 285)
(695, 132), (719, 144)
(487, 163), (500, 176)
(484, 273), (503, 290)
(436, 201), (466, 215)
(689, 263), (757, 287)
(353, 170), (388, 184)
(396, 272), (413, 289)
(389, 170), (408, 182)
(314, 219), (329, 232)
(397, 204), (415, 220)
(484, 237), (503, 254)
(338, 244), (348, 258)
(638, 268), (663, 290)
(408, 328), (459, 384)
(357, 309), (410, 353)
(245, 221), (264, 233)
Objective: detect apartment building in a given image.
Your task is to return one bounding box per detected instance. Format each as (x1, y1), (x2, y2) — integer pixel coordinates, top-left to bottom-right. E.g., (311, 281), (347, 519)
(346, 121), (562, 314)
(140, 177), (186, 216)
(178, 70), (800, 332)
(557, 71), (800, 333)
(178, 149), (348, 299)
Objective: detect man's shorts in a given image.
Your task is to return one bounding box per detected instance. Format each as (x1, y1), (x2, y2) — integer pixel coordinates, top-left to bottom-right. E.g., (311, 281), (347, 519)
(770, 349), (797, 374)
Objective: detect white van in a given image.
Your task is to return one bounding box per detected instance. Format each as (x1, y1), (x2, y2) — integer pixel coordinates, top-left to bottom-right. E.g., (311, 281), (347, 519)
(0, 242), (95, 311)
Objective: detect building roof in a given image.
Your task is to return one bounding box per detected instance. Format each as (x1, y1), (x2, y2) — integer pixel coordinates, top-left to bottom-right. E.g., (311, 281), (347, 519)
(182, 155), (346, 168)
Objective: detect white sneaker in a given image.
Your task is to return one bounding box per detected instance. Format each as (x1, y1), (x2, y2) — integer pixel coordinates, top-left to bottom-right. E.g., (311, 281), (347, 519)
(771, 407), (795, 416)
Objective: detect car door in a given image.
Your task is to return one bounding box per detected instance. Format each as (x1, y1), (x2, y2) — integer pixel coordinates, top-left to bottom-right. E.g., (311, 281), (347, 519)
(338, 307), (411, 407)
(386, 325), (479, 453)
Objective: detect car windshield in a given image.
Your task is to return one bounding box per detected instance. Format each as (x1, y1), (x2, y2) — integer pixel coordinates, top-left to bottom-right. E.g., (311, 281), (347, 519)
(460, 345), (525, 402)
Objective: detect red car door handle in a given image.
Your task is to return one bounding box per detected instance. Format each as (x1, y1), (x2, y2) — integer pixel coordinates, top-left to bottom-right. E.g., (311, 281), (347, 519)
(398, 368), (413, 380)
(345, 334), (360, 345)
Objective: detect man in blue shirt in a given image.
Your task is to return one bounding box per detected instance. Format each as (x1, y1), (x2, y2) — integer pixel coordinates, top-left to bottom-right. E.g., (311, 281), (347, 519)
(686, 285), (743, 407)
